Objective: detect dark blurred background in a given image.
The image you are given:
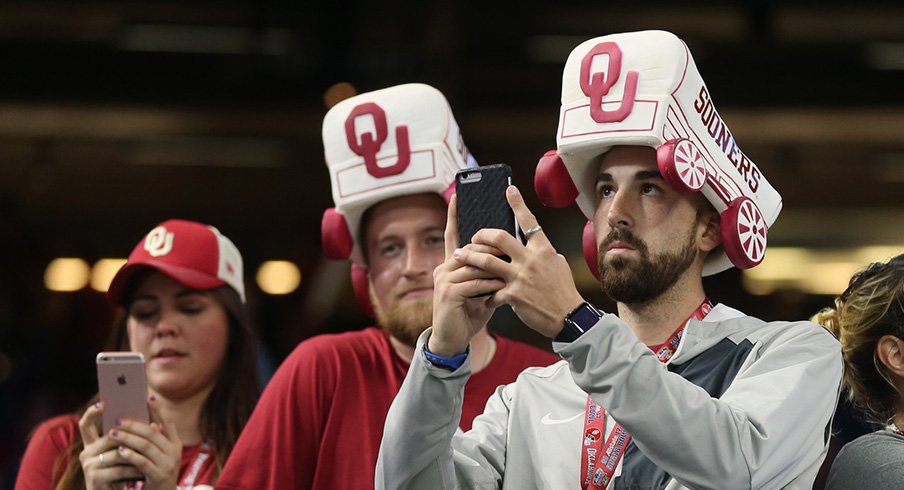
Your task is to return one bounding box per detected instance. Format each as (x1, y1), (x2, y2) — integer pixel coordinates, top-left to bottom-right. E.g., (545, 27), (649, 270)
(1, 1), (902, 488)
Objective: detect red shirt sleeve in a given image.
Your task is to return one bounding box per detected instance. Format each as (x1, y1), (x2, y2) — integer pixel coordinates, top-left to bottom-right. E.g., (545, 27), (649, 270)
(15, 415), (79, 490)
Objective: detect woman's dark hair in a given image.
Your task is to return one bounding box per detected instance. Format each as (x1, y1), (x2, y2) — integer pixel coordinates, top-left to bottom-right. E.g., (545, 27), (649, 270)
(53, 277), (259, 489)
(813, 254), (904, 425)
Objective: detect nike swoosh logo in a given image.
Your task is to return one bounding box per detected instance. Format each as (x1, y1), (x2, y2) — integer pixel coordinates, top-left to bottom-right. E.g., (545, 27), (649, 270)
(540, 412), (583, 425)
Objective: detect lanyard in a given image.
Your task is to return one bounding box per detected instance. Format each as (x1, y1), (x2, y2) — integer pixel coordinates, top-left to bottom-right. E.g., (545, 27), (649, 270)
(580, 300), (712, 490)
(126, 440), (211, 490)
(180, 440), (211, 488)
(889, 423), (904, 437)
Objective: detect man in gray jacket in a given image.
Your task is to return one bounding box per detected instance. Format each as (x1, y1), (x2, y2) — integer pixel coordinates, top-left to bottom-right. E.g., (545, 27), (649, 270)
(376, 30), (842, 490)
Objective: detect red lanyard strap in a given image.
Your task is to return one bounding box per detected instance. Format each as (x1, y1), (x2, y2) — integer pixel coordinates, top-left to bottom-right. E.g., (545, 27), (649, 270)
(125, 440), (211, 490)
(580, 300), (711, 489)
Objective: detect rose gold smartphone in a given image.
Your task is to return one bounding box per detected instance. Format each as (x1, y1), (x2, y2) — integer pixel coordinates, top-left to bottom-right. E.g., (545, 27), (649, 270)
(96, 352), (149, 432)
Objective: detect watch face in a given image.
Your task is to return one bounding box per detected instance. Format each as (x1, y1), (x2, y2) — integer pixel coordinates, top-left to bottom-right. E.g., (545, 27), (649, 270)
(569, 303), (602, 332)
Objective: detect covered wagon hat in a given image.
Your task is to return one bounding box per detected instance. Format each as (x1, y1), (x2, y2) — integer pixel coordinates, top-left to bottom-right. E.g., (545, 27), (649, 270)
(534, 30), (783, 278)
(320, 83), (475, 314)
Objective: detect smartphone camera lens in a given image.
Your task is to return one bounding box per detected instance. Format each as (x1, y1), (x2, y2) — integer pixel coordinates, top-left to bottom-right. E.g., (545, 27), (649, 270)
(459, 171), (482, 184)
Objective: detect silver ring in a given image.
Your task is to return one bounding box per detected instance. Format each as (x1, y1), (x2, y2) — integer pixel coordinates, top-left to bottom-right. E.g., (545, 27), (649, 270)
(524, 225), (543, 239)
(98, 452), (105, 466)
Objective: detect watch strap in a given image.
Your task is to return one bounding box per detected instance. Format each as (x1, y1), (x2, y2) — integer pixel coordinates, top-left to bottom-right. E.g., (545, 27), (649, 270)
(423, 344), (469, 370)
(556, 301), (603, 343)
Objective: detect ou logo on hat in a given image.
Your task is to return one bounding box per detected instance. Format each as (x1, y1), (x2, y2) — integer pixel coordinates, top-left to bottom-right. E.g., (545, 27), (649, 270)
(144, 226), (174, 257)
(580, 42), (639, 124)
(344, 102), (411, 178)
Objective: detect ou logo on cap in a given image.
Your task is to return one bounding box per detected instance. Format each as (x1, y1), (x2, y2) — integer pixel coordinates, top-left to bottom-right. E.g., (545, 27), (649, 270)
(344, 102), (411, 178)
(144, 226), (174, 257)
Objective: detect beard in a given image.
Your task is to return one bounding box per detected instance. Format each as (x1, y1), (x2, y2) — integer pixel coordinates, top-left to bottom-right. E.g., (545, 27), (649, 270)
(598, 225), (698, 305)
(371, 285), (433, 347)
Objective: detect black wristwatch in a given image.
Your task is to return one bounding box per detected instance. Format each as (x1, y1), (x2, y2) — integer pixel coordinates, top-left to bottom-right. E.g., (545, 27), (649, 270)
(555, 301), (603, 343)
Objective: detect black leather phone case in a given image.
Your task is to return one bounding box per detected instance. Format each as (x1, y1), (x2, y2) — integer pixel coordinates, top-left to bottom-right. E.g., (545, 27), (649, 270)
(455, 164), (517, 247)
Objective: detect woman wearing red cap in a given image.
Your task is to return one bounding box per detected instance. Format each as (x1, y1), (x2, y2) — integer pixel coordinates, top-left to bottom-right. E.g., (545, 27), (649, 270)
(16, 219), (259, 489)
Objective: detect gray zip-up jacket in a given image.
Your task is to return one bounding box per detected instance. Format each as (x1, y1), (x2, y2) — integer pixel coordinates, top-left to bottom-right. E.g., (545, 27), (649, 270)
(376, 304), (842, 489)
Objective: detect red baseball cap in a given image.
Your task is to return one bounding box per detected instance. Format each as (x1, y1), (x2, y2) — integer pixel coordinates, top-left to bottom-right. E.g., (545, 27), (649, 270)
(107, 219), (245, 305)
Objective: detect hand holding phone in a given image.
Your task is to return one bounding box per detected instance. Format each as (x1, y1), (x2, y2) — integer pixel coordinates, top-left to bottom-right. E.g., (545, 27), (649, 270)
(455, 163), (521, 250)
(96, 352), (149, 432)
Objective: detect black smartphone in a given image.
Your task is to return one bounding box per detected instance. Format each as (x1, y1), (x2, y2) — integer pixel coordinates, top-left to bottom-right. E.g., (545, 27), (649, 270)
(455, 164), (521, 249)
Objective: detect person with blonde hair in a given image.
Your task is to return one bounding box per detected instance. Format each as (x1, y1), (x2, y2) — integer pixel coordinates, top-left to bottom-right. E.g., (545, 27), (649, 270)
(216, 83), (556, 490)
(814, 254), (904, 489)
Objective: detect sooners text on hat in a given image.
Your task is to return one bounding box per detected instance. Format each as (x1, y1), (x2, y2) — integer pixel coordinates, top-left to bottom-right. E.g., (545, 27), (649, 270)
(107, 219), (245, 304)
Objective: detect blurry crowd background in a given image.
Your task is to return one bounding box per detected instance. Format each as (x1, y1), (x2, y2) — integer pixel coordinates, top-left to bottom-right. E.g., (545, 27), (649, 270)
(1, 1), (903, 488)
